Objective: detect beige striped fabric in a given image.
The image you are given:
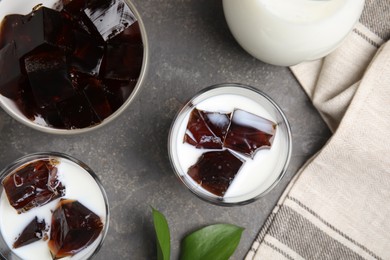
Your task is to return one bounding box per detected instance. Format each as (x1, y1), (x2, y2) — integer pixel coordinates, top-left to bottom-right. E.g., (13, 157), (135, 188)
(247, 1), (390, 259)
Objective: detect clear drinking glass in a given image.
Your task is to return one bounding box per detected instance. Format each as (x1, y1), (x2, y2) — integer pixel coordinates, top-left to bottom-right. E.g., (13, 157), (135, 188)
(0, 152), (109, 260)
(168, 83), (292, 206)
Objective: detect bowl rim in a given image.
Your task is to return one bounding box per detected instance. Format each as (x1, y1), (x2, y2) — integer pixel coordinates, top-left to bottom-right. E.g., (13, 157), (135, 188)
(167, 83), (292, 206)
(0, 0), (149, 135)
(0, 151), (110, 260)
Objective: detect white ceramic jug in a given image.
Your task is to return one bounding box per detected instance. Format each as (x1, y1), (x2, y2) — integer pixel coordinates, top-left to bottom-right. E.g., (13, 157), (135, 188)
(223, 0), (365, 66)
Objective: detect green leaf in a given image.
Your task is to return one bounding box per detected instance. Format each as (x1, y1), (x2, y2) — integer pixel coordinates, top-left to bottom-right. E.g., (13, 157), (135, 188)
(152, 207), (171, 260)
(180, 224), (244, 260)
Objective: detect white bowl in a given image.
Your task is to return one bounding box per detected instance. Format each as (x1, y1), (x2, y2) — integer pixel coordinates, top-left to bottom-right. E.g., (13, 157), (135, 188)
(0, 0), (149, 134)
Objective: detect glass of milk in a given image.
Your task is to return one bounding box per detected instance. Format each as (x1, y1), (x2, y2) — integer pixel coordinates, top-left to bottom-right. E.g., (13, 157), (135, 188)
(168, 83), (292, 206)
(0, 152), (109, 260)
(223, 0), (365, 66)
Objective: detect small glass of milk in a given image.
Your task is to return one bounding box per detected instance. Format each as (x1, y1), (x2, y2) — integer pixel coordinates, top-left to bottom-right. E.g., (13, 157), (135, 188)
(168, 83), (292, 206)
(223, 0), (365, 66)
(0, 152), (109, 260)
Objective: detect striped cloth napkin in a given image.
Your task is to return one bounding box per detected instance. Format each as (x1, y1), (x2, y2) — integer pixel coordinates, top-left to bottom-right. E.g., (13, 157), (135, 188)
(246, 1), (390, 259)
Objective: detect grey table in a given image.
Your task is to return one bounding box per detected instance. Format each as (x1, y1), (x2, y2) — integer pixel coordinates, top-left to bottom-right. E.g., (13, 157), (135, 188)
(0, 0), (331, 259)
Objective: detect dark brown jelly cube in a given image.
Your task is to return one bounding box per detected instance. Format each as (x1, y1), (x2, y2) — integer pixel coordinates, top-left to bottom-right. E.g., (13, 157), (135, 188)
(57, 92), (100, 129)
(40, 106), (66, 128)
(86, 0), (113, 10)
(62, 0), (87, 14)
(109, 21), (142, 45)
(0, 42), (23, 99)
(103, 42), (143, 81)
(0, 14), (24, 50)
(70, 30), (104, 76)
(2, 159), (65, 213)
(85, 0), (136, 41)
(46, 114), (66, 128)
(224, 109), (276, 158)
(48, 199), (103, 259)
(69, 69), (86, 90)
(15, 75), (65, 127)
(203, 110), (231, 141)
(14, 77), (37, 120)
(102, 21), (143, 81)
(103, 79), (136, 111)
(184, 108), (231, 149)
(60, 9), (104, 48)
(75, 12), (105, 41)
(188, 150), (244, 196)
(25, 49), (75, 108)
(13, 217), (47, 249)
(6, 7), (72, 57)
(83, 78), (113, 120)
(14, 83), (67, 129)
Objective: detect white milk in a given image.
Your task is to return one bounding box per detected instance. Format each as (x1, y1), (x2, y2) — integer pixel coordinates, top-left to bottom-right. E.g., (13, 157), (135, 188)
(260, 0), (346, 23)
(223, 0), (365, 66)
(0, 158), (107, 260)
(175, 94), (285, 201)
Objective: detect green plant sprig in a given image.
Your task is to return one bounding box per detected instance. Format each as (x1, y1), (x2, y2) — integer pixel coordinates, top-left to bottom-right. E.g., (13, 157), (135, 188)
(152, 208), (244, 260)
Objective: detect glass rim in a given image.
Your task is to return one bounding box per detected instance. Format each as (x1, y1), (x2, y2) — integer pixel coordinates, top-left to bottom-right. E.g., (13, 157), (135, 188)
(167, 83), (292, 206)
(0, 152), (110, 260)
(0, 0), (149, 135)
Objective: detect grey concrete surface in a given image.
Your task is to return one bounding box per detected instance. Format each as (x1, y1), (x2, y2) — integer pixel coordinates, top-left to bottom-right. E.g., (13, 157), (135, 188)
(0, 0), (331, 259)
